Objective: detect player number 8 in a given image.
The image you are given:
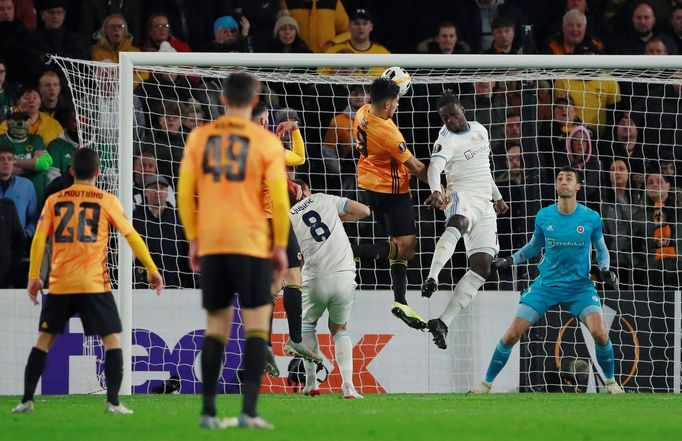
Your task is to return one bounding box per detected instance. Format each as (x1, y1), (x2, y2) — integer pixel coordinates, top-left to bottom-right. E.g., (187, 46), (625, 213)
(302, 210), (331, 242)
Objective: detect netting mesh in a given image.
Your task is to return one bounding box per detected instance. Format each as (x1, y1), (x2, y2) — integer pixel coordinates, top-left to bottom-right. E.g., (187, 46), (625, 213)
(47, 55), (681, 394)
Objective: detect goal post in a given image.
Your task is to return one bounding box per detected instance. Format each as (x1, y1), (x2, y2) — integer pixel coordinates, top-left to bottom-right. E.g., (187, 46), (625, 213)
(38, 52), (682, 396)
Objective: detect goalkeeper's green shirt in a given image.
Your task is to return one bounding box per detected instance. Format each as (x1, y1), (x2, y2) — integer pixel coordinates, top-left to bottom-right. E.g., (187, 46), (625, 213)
(48, 136), (77, 176)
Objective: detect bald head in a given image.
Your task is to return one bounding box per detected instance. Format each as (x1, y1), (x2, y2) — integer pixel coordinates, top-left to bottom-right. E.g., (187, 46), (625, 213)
(632, 3), (655, 34)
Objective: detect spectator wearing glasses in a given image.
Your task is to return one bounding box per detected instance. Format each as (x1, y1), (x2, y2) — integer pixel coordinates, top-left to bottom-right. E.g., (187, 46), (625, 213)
(140, 12), (191, 53)
(91, 13), (141, 62)
(79, 0), (141, 47)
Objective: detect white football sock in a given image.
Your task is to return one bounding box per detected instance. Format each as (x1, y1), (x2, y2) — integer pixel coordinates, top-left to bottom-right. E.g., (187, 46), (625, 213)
(439, 270), (486, 327)
(427, 227), (462, 280)
(333, 332), (353, 387)
(302, 324), (319, 390)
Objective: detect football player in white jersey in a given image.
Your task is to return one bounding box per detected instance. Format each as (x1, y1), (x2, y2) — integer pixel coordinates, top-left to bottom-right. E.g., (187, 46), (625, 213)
(422, 92), (509, 350)
(289, 180), (371, 399)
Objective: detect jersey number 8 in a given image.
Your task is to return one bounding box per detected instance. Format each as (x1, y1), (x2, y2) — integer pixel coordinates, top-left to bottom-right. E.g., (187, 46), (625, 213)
(302, 210), (331, 242)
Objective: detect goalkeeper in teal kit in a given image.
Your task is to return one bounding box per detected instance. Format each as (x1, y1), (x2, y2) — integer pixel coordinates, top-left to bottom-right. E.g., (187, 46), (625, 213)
(470, 167), (624, 394)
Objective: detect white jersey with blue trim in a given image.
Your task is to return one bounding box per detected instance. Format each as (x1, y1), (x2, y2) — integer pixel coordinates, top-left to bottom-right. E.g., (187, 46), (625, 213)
(289, 193), (355, 281)
(431, 121), (494, 200)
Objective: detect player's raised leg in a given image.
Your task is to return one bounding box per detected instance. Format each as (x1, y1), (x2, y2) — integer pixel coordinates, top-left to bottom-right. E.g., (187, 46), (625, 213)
(428, 251), (492, 349)
(421, 214), (466, 297)
(282, 259), (322, 363)
(301, 323), (321, 396)
(388, 234), (427, 330)
(582, 311), (623, 394)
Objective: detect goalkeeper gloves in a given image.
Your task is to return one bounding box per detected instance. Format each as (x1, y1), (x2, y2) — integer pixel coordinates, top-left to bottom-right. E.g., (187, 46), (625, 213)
(491, 256), (513, 271)
(599, 269), (619, 291)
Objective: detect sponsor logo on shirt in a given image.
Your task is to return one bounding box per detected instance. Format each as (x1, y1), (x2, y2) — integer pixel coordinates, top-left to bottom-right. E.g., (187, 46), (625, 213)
(463, 144), (488, 160)
(577, 225), (585, 233)
(547, 238), (586, 248)
(547, 225), (554, 231)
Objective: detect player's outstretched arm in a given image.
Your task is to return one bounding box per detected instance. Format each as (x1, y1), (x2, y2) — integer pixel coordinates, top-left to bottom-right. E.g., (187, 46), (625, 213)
(404, 156), (429, 185)
(125, 231), (163, 295)
(27, 230), (48, 305)
(340, 200), (371, 221)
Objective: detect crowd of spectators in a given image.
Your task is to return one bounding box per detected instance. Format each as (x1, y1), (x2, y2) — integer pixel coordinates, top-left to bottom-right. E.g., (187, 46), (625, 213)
(0, 0), (680, 292)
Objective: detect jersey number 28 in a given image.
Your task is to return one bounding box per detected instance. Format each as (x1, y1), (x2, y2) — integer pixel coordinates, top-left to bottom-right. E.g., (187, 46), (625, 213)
(302, 210), (331, 242)
(54, 201), (101, 243)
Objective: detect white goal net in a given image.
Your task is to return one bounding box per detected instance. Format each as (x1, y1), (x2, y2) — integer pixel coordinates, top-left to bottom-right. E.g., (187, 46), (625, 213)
(28, 53), (680, 396)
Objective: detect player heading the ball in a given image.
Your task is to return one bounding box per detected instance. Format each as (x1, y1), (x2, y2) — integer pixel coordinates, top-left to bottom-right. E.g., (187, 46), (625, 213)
(351, 76), (430, 331)
(422, 91), (508, 350)
(470, 167), (623, 395)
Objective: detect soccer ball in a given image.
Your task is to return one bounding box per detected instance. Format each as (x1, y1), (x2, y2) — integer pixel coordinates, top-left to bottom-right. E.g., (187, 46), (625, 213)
(381, 66), (412, 96)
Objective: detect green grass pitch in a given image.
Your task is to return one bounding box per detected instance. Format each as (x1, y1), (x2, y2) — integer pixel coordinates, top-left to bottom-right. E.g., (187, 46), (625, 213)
(2, 393), (682, 441)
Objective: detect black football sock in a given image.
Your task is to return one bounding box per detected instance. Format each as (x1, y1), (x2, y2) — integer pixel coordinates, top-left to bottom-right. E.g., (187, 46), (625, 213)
(351, 241), (397, 260)
(390, 259), (408, 305)
(242, 331), (268, 418)
(22, 347), (48, 403)
(201, 335), (225, 417)
(105, 348), (123, 406)
(283, 286), (303, 343)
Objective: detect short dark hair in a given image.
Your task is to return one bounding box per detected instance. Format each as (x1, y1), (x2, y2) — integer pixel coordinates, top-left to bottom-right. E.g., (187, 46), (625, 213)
(135, 142), (156, 158)
(558, 165), (581, 183)
(436, 21), (456, 34)
(0, 145), (14, 156)
(222, 72), (258, 107)
(71, 148), (99, 180)
(370, 77), (400, 105)
(436, 91), (462, 109)
(492, 16), (515, 30)
(147, 12), (170, 30)
(252, 101), (268, 120)
(506, 109), (520, 119)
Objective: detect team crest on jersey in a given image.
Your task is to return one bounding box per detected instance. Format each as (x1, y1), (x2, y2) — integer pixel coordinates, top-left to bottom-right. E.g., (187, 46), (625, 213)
(26, 145), (34, 152)
(433, 144), (442, 154)
(577, 225), (585, 233)
(398, 142), (407, 153)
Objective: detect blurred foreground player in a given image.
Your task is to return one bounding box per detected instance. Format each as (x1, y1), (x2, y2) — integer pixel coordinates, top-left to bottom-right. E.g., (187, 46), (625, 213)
(178, 72), (289, 429)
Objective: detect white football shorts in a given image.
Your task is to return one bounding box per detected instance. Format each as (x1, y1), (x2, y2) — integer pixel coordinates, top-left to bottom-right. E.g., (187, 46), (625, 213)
(445, 191), (499, 257)
(302, 271), (357, 326)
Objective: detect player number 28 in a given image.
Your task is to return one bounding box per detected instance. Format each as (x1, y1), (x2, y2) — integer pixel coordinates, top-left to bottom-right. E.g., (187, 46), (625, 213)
(302, 210), (331, 242)
(53, 201), (101, 243)
(202, 134), (250, 182)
